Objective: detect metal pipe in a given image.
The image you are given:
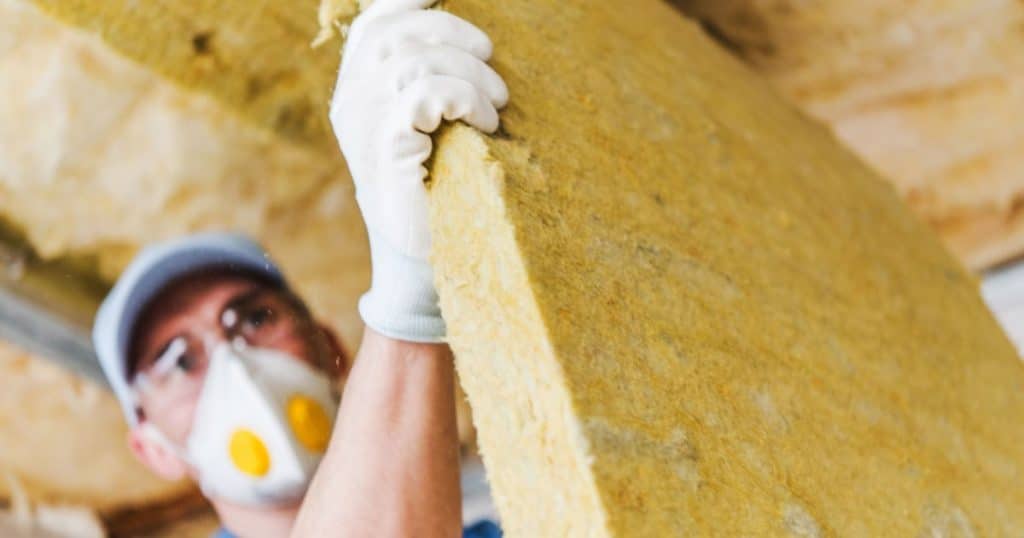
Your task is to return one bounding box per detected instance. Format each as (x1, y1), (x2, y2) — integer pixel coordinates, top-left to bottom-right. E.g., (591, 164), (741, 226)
(0, 225), (110, 387)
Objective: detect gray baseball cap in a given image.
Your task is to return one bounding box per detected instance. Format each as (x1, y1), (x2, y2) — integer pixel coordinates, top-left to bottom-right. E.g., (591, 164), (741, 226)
(92, 232), (285, 426)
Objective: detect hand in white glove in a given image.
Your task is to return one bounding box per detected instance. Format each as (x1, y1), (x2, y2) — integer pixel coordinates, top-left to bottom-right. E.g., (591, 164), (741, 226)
(330, 0), (509, 342)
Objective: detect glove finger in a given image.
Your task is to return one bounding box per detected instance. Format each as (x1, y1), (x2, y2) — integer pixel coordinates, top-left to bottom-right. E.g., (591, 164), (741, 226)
(402, 75), (500, 134)
(362, 10), (493, 63)
(374, 75), (496, 191)
(387, 123), (434, 170)
(374, 74), (498, 191)
(372, 119), (433, 259)
(388, 44), (509, 109)
(345, 1), (436, 67)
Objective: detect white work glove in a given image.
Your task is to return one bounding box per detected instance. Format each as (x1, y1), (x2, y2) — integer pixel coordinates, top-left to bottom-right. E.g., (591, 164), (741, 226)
(330, 0), (509, 342)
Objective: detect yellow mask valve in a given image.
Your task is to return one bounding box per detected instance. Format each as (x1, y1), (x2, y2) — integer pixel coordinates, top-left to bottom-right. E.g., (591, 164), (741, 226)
(287, 395), (332, 453)
(229, 429), (271, 477)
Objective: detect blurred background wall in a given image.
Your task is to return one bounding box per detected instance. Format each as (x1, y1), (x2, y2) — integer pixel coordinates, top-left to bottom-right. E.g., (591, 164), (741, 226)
(673, 0), (1024, 269)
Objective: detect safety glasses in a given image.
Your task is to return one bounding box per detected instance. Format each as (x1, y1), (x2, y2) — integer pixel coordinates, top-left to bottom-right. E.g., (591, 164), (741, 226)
(130, 287), (316, 402)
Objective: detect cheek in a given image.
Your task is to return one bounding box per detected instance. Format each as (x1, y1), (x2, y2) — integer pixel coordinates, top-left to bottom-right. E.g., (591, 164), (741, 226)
(268, 333), (322, 370)
(140, 388), (201, 446)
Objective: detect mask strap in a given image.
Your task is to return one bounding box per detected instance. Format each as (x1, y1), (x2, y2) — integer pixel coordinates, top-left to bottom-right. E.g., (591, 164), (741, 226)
(140, 422), (229, 503)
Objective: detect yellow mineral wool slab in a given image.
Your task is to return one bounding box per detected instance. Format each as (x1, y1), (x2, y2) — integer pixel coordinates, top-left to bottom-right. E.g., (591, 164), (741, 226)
(424, 1), (1024, 536)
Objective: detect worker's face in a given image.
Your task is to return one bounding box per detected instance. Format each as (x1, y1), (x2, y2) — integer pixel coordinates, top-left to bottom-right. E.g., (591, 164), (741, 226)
(125, 270), (347, 480)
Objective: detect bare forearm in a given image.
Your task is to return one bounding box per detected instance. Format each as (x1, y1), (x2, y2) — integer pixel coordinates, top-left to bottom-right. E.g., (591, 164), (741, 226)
(292, 328), (461, 538)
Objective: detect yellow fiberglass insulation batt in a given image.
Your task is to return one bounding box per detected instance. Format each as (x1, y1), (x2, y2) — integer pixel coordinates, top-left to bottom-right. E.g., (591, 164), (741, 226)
(356, 0), (1024, 536)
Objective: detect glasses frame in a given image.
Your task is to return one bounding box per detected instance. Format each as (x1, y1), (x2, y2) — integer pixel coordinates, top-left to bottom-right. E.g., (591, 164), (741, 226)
(128, 284), (318, 405)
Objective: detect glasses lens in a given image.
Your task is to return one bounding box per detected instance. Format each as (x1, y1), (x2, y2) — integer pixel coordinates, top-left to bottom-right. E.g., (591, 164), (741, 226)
(134, 334), (209, 400)
(133, 288), (310, 400)
(223, 289), (307, 349)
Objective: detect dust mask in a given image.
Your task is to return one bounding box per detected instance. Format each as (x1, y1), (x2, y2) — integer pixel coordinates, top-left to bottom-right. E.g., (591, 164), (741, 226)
(146, 342), (338, 506)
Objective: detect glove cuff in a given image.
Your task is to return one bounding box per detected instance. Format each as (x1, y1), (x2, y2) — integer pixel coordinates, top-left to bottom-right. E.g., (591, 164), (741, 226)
(358, 292), (446, 344)
(359, 229), (446, 343)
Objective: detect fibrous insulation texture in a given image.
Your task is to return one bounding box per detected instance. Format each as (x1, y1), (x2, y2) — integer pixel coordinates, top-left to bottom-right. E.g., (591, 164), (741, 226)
(424, 1), (1024, 536)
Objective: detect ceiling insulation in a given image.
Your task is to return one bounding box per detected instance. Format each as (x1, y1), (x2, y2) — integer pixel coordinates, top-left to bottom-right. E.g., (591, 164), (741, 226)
(670, 0), (1024, 269)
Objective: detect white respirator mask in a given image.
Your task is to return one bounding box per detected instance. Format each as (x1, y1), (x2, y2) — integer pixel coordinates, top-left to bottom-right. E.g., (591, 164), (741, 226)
(143, 342), (338, 507)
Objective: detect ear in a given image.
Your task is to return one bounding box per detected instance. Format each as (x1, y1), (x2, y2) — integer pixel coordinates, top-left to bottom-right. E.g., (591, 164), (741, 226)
(318, 323), (351, 383)
(127, 424), (189, 481)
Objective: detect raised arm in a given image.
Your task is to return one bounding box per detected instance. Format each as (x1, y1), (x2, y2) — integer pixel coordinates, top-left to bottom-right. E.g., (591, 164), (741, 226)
(292, 329), (461, 537)
(292, 1), (507, 536)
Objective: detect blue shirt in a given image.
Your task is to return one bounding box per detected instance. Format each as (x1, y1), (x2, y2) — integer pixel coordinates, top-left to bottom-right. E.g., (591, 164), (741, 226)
(214, 520), (501, 538)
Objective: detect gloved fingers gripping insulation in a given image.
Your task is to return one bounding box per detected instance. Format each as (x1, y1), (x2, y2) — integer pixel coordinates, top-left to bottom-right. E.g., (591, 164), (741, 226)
(354, 10), (493, 68)
(387, 44), (509, 109)
(375, 74), (496, 187)
(403, 75), (500, 134)
(373, 73), (496, 196)
(381, 119), (433, 176)
(330, 0), (509, 320)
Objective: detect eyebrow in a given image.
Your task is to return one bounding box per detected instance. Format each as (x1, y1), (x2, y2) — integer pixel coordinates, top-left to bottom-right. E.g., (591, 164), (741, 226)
(221, 287), (271, 322)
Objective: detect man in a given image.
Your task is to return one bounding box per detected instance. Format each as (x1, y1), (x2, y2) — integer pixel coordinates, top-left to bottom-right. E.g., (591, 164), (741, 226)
(91, 1), (508, 536)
